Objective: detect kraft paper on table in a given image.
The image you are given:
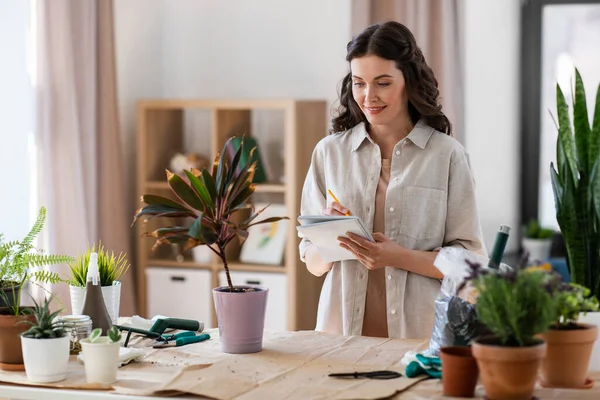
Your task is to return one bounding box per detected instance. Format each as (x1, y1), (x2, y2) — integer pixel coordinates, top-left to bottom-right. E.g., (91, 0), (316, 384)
(2, 327), (600, 399)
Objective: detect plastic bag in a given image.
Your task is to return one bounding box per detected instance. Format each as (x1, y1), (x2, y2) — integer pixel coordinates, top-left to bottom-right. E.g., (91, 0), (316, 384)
(424, 247), (509, 356)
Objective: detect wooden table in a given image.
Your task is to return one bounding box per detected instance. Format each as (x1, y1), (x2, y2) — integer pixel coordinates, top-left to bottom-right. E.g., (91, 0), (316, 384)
(1, 329), (599, 400)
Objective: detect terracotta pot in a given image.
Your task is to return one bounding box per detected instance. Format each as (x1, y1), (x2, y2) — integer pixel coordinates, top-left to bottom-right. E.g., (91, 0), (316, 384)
(539, 323), (598, 389)
(472, 336), (546, 400)
(440, 346), (479, 398)
(212, 285), (268, 354)
(0, 307), (36, 371)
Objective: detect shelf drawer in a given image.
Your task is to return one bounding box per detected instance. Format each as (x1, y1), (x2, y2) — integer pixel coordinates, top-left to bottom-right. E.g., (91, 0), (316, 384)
(146, 267), (213, 329)
(218, 270), (287, 331)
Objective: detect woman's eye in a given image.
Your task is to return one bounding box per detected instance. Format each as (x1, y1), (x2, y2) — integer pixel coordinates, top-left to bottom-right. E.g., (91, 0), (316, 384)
(378, 82), (390, 87)
(352, 82), (364, 87)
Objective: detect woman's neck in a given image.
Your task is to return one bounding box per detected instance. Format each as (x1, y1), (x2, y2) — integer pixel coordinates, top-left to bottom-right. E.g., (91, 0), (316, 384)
(368, 116), (414, 158)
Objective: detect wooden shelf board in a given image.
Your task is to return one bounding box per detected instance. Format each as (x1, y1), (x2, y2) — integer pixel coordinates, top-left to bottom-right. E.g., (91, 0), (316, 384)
(145, 181), (285, 193)
(139, 99), (299, 111)
(226, 262), (287, 273)
(146, 259), (213, 270)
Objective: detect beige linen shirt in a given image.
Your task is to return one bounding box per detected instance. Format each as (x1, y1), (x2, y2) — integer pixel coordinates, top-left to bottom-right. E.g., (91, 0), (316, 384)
(299, 120), (487, 339)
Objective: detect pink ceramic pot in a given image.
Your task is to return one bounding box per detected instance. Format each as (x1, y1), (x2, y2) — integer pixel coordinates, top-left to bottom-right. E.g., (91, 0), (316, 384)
(212, 285), (268, 354)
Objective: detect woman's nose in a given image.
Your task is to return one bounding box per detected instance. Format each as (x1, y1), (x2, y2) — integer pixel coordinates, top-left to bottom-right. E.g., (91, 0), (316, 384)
(365, 86), (378, 102)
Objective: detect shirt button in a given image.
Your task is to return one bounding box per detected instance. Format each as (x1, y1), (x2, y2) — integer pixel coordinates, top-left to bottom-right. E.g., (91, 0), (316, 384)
(389, 207), (395, 212)
(366, 206), (370, 212)
(395, 150), (400, 155)
(387, 274), (392, 280)
(390, 309), (396, 315)
(394, 177), (399, 182)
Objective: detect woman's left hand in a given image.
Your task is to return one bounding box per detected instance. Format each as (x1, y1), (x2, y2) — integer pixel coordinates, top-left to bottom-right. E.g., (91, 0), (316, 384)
(338, 232), (398, 270)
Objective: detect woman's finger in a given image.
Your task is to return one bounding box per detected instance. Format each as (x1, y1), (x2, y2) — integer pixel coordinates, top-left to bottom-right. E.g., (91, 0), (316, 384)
(330, 201), (350, 216)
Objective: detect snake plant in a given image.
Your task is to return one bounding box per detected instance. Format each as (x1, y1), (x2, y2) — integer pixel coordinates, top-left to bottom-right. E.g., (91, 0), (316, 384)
(134, 137), (288, 292)
(550, 68), (600, 299)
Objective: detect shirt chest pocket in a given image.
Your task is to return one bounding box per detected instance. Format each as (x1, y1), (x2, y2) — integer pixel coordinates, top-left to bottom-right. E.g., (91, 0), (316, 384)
(400, 186), (446, 240)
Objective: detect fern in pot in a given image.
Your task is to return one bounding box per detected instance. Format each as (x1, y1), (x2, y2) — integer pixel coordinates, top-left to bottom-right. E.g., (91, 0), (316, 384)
(0, 206), (73, 370)
(67, 242), (129, 323)
(134, 137), (287, 354)
(550, 68), (600, 371)
(20, 296), (70, 383)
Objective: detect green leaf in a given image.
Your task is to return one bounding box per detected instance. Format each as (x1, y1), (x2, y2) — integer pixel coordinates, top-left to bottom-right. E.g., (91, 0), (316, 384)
(244, 216), (289, 229)
(574, 69), (591, 172)
(167, 171), (205, 211)
(89, 328), (102, 343)
(556, 84), (580, 187)
(216, 138), (234, 196)
(184, 170), (215, 214)
(134, 204), (196, 222)
(201, 169), (217, 201)
(141, 194), (190, 210)
(591, 82), (600, 173)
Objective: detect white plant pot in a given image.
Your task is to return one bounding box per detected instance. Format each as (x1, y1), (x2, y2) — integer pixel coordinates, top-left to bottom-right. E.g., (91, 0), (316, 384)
(80, 337), (120, 384)
(21, 335), (70, 383)
(579, 311), (600, 372)
(522, 238), (553, 264)
(70, 281), (121, 324)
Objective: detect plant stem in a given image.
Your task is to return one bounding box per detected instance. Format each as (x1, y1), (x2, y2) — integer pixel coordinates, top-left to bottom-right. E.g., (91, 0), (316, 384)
(218, 245), (234, 292)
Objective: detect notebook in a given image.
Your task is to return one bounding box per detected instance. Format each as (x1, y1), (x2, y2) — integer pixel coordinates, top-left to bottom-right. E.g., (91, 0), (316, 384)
(296, 215), (375, 262)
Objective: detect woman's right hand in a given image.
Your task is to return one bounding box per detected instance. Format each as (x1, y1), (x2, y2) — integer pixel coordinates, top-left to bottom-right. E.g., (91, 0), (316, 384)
(322, 201), (351, 216)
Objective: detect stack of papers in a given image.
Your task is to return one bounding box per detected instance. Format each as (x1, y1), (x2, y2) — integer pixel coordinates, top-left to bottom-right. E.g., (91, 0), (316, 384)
(297, 215), (374, 262)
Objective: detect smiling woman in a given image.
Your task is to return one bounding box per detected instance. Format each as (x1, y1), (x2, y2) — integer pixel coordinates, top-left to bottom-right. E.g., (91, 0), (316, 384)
(299, 21), (487, 340)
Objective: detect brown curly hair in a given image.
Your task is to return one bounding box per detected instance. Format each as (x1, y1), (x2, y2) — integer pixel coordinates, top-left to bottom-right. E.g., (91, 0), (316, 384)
(331, 21), (451, 136)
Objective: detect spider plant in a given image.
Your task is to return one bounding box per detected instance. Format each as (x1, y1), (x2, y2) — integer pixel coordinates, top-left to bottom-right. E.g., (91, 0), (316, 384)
(133, 137), (288, 291)
(67, 242), (130, 287)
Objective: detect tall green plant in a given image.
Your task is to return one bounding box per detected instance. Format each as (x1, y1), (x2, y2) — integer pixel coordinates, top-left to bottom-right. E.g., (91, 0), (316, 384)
(550, 68), (600, 299)
(133, 137), (288, 291)
(68, 241), (130, 287)
(0, 207), (74, 314)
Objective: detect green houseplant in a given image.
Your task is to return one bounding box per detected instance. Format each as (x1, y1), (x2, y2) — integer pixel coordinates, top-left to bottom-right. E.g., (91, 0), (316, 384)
(20, 296), (70, 383)
(133, 137), (288, 354)
(522, 219), (554, 264)
(464, 262), (556, 399)
(67, 242), (130, 323)
(550, 68), (600, 299)
(0, 206), (73, 371)
(539, 282), (599, 388)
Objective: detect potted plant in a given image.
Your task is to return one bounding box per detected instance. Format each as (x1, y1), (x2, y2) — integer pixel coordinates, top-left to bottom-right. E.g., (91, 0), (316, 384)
(0, 206), (73, 371)
(464, 262), (557, 400)
(80, 326), (121, 384)
(20, 296), (70, 383)
(67, 242), (129, 323)
(521, 219), (554, 264)
(550, 68), (600, 369)
(539, 282), (599, 388)
(133, 137), (287, 354)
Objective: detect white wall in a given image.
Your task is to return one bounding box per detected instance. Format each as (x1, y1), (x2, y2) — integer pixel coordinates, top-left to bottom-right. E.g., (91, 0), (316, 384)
(0, 2), (33, 240)
(463, 0), (521, 252)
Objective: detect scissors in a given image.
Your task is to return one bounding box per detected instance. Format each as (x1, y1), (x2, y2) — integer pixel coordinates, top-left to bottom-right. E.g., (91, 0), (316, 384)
(328, 370), (402, 380)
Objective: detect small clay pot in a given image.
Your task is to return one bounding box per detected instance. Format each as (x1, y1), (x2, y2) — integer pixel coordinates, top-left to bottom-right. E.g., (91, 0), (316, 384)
(472, 336), (546, 400)
(539, 323), (598, 389)
(440, 346), (479, 398)
(0, 307), (36, 370)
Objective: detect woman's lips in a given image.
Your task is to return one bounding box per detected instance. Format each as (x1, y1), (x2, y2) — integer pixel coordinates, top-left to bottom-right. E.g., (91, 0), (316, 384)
(364, 106), (386, 115)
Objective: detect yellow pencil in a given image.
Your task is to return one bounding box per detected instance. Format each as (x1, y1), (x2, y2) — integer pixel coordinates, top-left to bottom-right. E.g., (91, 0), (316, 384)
(327, 190), (351, 216)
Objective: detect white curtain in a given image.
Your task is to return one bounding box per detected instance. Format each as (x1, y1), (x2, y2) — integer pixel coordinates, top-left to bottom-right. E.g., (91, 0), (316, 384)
(36, 0), (135, 316)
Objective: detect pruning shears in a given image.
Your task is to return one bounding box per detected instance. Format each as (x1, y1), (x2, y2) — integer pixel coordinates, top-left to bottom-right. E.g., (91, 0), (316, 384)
(152, 332), (211, 348)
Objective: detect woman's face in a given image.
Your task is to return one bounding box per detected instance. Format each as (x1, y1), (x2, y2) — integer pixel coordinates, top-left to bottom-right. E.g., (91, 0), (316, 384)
(350, 54), (409, 127)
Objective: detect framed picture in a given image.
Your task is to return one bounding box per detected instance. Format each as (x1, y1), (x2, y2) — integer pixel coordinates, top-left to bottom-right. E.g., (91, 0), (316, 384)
(240, 203), (288, 265)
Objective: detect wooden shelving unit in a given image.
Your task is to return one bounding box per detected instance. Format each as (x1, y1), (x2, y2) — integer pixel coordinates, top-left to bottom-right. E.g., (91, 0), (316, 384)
(136, 99), (327, 331)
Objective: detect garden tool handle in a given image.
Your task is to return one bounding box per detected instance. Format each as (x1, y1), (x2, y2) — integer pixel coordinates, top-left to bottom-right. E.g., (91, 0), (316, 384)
(176, 333), (210, 346)
(149, 318), (203, 334)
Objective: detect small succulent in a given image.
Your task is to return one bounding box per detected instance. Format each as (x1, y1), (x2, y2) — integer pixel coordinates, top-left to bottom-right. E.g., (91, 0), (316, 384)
(523, 219), (554, 239)
(88, 326), (122, 343)
(21, 297), (66, 339)
(133, 137), (288, 291)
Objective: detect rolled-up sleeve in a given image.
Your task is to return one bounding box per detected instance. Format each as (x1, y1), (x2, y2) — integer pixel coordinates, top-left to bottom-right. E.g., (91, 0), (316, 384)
(443, 148), (487, 257)
(298, 141), (327, 262)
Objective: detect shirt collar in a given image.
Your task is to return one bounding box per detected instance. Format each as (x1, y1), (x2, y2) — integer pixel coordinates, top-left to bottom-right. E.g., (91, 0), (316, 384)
(350, 119), (435, 152)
